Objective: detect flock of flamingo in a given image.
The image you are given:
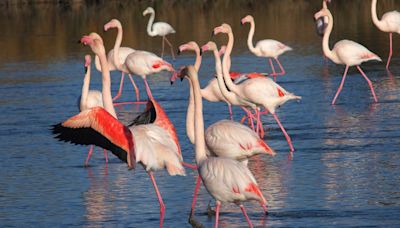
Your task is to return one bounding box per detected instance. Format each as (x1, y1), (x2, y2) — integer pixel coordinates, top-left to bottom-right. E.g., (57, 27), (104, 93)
(52, 1), (399, 227)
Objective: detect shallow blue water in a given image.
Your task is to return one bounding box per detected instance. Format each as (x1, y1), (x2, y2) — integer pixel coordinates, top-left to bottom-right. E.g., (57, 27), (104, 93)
(1, 1), (400, 227)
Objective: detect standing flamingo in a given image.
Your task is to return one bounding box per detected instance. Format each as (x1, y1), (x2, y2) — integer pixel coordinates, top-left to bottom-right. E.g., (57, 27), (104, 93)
(107, 26), (176, 101)
(78, 55), (108, 166)
(176, 41), (235, 119)
(54, 33), (186, 228)
(371, 0), (400, 70)
(315, 7), (381, 105)
(143, 7), (176, 59)
(214, 23), (301, 153)
(241, 15), (292, 81)
(93, 19), (141, 103)
(177, 54), (275, 222)
(185, 65), (268, 228)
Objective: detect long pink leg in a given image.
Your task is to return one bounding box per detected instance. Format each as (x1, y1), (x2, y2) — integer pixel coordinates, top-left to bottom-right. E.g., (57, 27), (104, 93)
(189, 175), (202, 218)
(163, 36), (175, 60)
(269, 58), (277, 82)
(275, 58), (286, 76)
(261, 203), (268, 214)
(239, 205), (253, 228)
(242, 107), (255, 130)
(272, 113), (295, 152)
(332, 65), (349, 105)
(357, 66), (378, 103)
(214, 201), (221, 228)
(182, 162), (197, 170)
(143, 78), (154, 100)
(228, 104), (233, 121)
(127, 74), (140, 102)
(149, 172), (165, 228)
(84, 145), (94, 166)
(161, 36), (165, 58)
(112, 72), (125, 101)
(256, 109), (265, 138)
(103, 149), (108, 163)
(386, 33), (393, 70)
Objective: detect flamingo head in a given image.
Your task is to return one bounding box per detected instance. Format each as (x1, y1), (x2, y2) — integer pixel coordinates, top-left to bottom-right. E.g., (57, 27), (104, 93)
(177, 41), (200, 55)
(213, 23), (232, 36)
(314, 8), (329, 21)
(84, 55), (91, 73)
(143, 7), (155, 16)
(218, 45), (227, 57)
(104, 19), (121, 31)
(240, 15), (253, 25)
(201, 41), (217, 53)
(80, 33), (106, 57)
(169, 66), (186, 84)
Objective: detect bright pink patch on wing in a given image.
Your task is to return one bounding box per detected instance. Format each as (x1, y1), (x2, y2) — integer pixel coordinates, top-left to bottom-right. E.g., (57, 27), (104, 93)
(152, 63), (161, 69)
(245, 183), (266, 203)
(229, 72), (242, 79)
(277, 88), (285, 97)
(247, 72), (265, 79)
(360, 53), (376, 59)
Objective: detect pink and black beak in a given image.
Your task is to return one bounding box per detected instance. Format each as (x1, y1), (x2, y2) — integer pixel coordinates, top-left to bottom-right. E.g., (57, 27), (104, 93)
(315, 16), (327, 37)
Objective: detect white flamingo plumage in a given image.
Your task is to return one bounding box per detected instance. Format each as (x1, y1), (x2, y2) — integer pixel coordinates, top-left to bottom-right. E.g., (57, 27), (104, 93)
(143, 7), (176, 59)
(371, 0), (400, 70)
(185, 65), (267, 228)
(314, 7), (381, 105)
(241, 15), (292, 81)
(54, 33), (185, 228)
(214, 24), (301, 153)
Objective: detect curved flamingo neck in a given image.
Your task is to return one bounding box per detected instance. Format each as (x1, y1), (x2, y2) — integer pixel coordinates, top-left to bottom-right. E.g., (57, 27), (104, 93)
(146, 12), (157, 37)
(212, 48), (236, 103)
(80, 62), (91, 111)
(112, 25), (124, 71)
(246, 19), (258, 54)
(322, 10), (339, 63)
(98, 50), (117, 119)
(222, 31), (240, 95)
(189, 66), (207, 164)
(94, 55), (102, 72)
(186, 77), (195, 144)
(193, 46), (202, 72)
(371, 0), (384, 29)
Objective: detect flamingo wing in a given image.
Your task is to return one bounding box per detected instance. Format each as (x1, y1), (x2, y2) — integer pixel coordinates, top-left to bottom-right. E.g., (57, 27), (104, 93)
(153, 22), (176, 36)
(382, 11), (400, 32)
(128, 100), (157, 126)
(52, 107), (135, 167)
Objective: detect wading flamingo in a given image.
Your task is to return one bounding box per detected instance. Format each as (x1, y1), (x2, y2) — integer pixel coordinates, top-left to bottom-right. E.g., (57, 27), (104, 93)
(143, 7), (176, 59)
(185, 65), (268, 228)
(53, 33), (186, 228)
(94, 19), (141, 103)
(177, 55), (275, 222)
(371, 0), (400, 70)
(241, 15), (292, 81)
(79, 55), (108, 166)
(314, 7), (381, 105)
(215, 24), (301, 153)
(107, 27), (176, 101)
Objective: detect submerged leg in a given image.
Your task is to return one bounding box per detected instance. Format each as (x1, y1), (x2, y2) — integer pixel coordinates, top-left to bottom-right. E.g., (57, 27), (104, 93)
(103, 149), (108, 163)
(127, 74), (140, 102)
(149, 172), (165, 228)
(84, 145), (94, 166)
(386, 33), (393, 70)
(357, 66), (378, 103)
(214, 201), (221, 228)
(272, 113), (295, 152)
(112, 72), (125, 101)
(228, 104), (233, 121)
(332, 65), (349, 105)
(164, 36), (175, 60)
(239, 204), (253, 228)
(189, 175), (202, 220)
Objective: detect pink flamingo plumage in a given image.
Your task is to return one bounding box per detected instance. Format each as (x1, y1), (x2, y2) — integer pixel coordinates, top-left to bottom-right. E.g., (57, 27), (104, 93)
(241, 15), (292, 81)
(93, 19), (141, 103)
(54, 33), (186, 228)
(184, 65), (268, 228)
(315, 7), (381, 105)
(143, 7), (176, 60)
(214, 24), (301, 153)
(371, 0), (400, 70)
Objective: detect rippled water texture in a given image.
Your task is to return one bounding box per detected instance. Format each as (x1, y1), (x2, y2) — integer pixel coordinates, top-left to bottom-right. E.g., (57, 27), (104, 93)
(1, 0), (400, 227)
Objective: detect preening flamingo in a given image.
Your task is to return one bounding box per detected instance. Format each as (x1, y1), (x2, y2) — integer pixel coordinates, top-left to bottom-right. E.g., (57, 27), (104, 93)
(371, 0), (400, 70)
(176, 41), (234, 119)
(314, 7), (381, 105)
(93, 19), (141, 103)
(185, 65), (268, 228)
(214, 23), (301, 153)
(241, 15), (292, 81)
(53, 34), (186, 228)
(107, 27), (176, 101)
(78, 55), (108, 166)
(143, 7), (176, 59)
(177, 58), (275, 221)
(315, 1), (331, 37)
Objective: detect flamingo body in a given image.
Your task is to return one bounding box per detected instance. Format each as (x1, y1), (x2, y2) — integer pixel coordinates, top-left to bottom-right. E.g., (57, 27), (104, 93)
(331, 40), (382, 66)
(148, 22), (176, 37)
(377, 11), (400, 33)
(124, 51), (173, 78)
(253, 39), (293, 58)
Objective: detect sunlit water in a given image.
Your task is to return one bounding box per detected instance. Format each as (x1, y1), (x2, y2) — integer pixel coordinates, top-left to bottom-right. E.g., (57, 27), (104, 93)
(1, 1), (400, 227)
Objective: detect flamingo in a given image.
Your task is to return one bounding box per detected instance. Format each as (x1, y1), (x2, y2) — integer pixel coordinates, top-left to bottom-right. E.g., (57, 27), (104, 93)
(241, 15), (292, 81)
(184, 65), (268, 228)
(177, 51), (275, 221)
(107, 27), (176, 101)
(143, 7), (176, 60)
(214, 23), (301, 153)
(176, 41), (234, 119)
(53, 33), (186, 228)
(314, 7), (381, 105)
(371, 0), (400, 70)
(93, 19), (141, 104)
(78, 55), (109, 166)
